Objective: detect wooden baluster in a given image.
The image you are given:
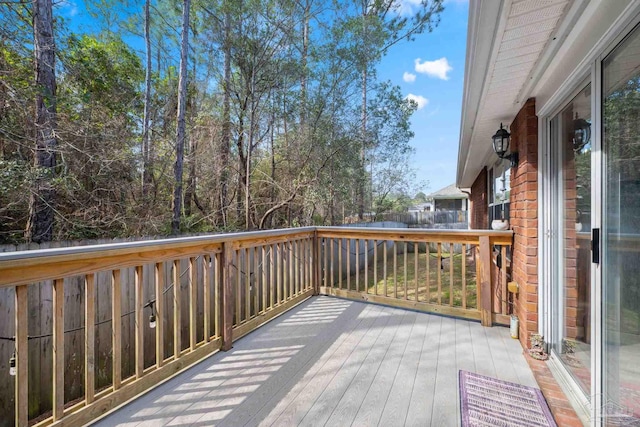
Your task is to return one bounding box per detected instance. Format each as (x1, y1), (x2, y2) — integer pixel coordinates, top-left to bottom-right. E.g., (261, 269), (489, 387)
(425, 243), (431, 303)
(462, 244), (467, 310)
(15, 285), (28, 427)
(338, 238), (343, 289)
(437, 243), (442, 305)
(295, 240), (300, 295)
(270, 244), (275, 308)
(222, 243), (235, 351)
(414, 242), (419, 302)
(53, 278), (64, 420)
(308, 238), (313, 292)
(262, 246), (267, 313)
(355, 239), (360, 293)
(293, 240), (298, 295)
(479, 236), (492, 326)
(305, 238), (309, 292)
(245, 248), (251, 320)
(236, 250), (241, 324)
(314, 235), (321, 295)
(393, 242), (398, 299)
(214, 254), (221, 338)
(374, 240), (378, 296)
(135, 265), (144, 378)
(203, 255), (211, 342)
(85, 274), (95, 405)
(173, 260), (181, 358)
(330, 239), (334, 288)
(449, 243), (454, 307)
(323, 238), (328, 288)
(383, 241), (388, 297)
(155, 262), (164, 367)
(501, 246), (508, 315)
(289, 241), (294, 298)
(346, 239), (351, 291)
(112, 270), (122, 389)
(254, 247), (259, 315)
(298, 240), (302, 294)
(189, 257), (197, 350)
(364, 240), (369, 295)
(277, 243), (283, 304)
(476, 245), (481, 311)
(404, 242), (408, 300)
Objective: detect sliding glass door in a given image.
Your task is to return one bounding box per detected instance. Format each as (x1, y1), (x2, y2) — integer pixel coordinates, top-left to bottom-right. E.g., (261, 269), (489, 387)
(602, 24), (640, 422)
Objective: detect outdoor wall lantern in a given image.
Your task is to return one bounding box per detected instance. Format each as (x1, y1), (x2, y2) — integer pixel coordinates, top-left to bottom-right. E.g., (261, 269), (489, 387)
(492, 123), (518, 168)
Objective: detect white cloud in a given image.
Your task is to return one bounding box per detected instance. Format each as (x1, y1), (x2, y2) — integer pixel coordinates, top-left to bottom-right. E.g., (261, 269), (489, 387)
(414, 57), (453, 80)
(403, 72), (416, 83)
(406, 94), (429, 110)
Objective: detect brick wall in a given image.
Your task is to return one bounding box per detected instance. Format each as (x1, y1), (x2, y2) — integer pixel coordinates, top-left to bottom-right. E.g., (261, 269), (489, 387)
(509, 98), (539, 349)
(470, 167), (488, 229)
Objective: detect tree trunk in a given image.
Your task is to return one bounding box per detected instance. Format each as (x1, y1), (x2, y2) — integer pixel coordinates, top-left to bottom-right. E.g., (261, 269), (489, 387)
(142, 0), (152, 196)
(171, 0), (190, 235)
(218, 5), (232, 227)
(300, 0), (309, 126)
(26, 0), (57, 243)
(185, 59), (197, 217)
(358, 63), (367, 220)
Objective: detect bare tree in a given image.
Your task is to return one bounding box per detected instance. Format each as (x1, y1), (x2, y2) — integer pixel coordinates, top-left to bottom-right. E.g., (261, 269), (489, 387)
(26, 0), (57, 243)
(172, 0), (191, 234)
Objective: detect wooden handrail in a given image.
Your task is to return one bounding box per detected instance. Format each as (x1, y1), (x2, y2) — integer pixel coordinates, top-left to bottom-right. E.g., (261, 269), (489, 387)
(316, 226), (513, 245)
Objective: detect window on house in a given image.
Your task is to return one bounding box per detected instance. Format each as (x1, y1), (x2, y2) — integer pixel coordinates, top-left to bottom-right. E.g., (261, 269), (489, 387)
(488, 160), (511, 226)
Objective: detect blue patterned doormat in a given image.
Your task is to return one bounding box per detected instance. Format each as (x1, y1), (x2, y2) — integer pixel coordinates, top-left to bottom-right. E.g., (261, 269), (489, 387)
(459, 370), (557, 427)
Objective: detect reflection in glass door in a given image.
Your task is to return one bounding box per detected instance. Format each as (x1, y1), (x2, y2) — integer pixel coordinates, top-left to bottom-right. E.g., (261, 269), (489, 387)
(550, 83), (592, 395)
(602, 24), (640, 422)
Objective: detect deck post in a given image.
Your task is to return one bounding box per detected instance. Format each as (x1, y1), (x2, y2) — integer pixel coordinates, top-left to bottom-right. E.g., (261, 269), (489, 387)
(313, 231), (320, 296)
(479, 236), (493, 326)
(15, 285), (28, 427)
(221, 241), (235, 351)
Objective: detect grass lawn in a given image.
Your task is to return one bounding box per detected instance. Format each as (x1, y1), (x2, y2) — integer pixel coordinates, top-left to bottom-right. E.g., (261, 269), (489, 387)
(334, 245), (478, 309)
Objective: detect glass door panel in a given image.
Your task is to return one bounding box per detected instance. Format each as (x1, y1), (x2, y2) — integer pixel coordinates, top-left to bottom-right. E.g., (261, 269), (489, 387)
(602, 24), (640, 422)
(550, 83), (592, 395)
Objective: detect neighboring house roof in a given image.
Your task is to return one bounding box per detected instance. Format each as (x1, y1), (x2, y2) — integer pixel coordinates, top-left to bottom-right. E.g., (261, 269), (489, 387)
(428, 184), (468, 200)
(457, 0), (579, 188)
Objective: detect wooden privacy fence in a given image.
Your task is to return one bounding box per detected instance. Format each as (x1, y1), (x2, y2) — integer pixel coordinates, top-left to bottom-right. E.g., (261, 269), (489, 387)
(0, 226), (511, 427)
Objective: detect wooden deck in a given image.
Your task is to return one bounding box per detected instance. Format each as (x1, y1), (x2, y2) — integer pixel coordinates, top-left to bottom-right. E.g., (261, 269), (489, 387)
(92, 296), (537, 427)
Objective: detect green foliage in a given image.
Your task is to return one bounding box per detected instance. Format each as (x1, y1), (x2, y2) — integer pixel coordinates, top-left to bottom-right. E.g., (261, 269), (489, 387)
(61, 34), (144, 114)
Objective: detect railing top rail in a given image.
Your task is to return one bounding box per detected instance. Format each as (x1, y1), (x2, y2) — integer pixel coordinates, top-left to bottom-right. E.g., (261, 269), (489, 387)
(0, 227), (316, 288)
(316, 226), (512, 237)
(0, 227), (316, 263)
(316, 226), (513, 244)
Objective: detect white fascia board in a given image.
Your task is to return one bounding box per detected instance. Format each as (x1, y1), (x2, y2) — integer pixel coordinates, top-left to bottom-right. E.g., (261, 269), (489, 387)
(456, 0), (505, 188)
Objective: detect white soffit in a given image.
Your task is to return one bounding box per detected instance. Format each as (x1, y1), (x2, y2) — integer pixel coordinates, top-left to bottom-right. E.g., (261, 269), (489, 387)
(457, 0), (571, 188)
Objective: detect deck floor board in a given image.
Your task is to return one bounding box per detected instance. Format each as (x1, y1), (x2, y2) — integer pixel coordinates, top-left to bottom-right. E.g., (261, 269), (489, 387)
(93, 296), (539, 427)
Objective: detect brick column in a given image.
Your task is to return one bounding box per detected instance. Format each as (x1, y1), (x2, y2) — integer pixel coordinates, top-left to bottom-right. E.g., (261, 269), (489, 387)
(509, 98), (539, 349)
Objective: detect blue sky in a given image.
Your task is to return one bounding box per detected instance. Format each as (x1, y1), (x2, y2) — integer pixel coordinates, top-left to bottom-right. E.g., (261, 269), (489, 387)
(377, 0), (468, 195)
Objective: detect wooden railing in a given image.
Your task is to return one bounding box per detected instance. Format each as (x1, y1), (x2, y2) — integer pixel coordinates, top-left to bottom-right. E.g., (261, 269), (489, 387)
(0, 226), (511, 426)
(315, 227), (513, 326)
